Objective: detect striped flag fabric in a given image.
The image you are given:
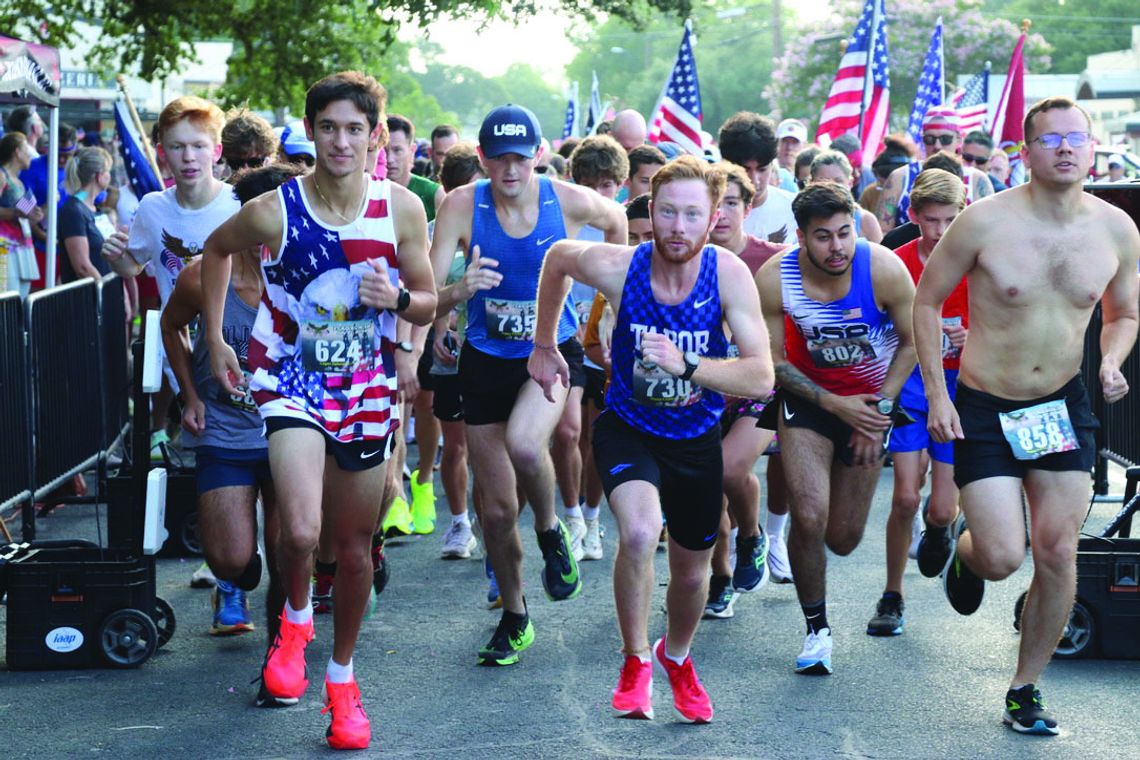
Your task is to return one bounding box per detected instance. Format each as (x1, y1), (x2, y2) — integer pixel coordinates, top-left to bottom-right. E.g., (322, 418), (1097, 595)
(584, 71), (602, 136)
(905, 19), (944, 146)
(991, 32), (1026, 184)
(645, 20), (703, 155)
(15, 193), (36, 216)
(951, 65), (989, 134)
(816, 0), (891, 167)
(113, 100), (162, 199)
(561, 82), (579, 140)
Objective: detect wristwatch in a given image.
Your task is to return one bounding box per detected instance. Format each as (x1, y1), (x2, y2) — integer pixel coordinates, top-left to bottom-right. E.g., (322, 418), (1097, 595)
(680, 351), (701, 382)
(876, 397), (896, 416)
(396, 340), (414, 353)
(395, 287), (411, 312)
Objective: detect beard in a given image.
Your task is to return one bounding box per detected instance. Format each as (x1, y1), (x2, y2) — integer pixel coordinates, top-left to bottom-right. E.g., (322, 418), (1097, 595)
(652, 229), (708, 264)
(803, 245), (853, 277)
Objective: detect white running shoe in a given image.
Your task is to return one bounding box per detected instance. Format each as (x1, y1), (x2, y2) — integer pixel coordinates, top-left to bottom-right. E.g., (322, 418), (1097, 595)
(907, 510), (923, 559)
(565, 515), (587, 562)
(767, 537), (793, 583)
(190, 561), (216, 589)
(582, 518), (603, 561)
(440, 521), (477, 559)
(795, 628), (833, 675)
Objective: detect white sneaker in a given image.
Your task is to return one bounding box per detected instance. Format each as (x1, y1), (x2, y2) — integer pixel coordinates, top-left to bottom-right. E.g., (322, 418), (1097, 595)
(440, 521), (477, 559)
(908, 509), (923, 559)
(582, 517), (603, 561)
(795, 628), (833, 675)
(565, 515), (587, 562)
(190, 561), (216, 589)
(767, 537), (793, 583)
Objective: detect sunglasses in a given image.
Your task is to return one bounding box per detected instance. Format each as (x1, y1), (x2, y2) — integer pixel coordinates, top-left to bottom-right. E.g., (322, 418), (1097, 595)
(961, 153), (989, 166)
(534, 165), (552, 174)
(226, 155), (269, 171)
(1032, 131), (1090, 150)
(922, 134), (957, 147)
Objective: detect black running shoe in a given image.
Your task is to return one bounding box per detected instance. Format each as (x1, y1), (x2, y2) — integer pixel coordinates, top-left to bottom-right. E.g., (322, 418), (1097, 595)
(1003, 684), (1059, 736)
(703, 575), (735, 619)
(917, 523), (951, 578)
(866, 594), (905, 636)
(538, 520), (582, 602)
(732, 531), (770, 593)
(477, 610), (535, 666)
(254, 680), (299, 708)
(371, 540), (389, 595)
(942, 516), (984, 615)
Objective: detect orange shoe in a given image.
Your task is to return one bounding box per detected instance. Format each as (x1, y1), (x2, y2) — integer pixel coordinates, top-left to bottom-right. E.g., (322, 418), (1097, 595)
(322, 678), (371, 750)
(261, 614), (314, 700)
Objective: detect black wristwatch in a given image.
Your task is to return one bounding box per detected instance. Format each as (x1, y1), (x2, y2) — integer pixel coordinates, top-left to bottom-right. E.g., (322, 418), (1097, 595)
(680, 351), (701, 382)
(395, 287), (411, 312)
(396, 340), (414, 353)
(876, 397), (896, 416)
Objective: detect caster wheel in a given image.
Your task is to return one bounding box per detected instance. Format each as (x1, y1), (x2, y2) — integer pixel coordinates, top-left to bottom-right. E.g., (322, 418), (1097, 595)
(153, 597), (177, 648)
(100, 608), (159, 668)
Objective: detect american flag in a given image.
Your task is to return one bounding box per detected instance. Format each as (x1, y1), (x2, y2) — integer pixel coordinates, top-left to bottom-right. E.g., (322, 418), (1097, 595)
(816, 0), (891, 167)
(646, 20), (703, 156)
(584, 71), (602, 136)
(113, 100), (162, 199)
(951, 66), (989, 134)
(905, 19), (944, 146)
(15, 193), (36, 216)
(561, 81), (579, 139)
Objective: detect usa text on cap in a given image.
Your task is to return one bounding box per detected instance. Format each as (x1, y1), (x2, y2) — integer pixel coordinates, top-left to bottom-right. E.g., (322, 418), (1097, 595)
(479, 104), (542, 159)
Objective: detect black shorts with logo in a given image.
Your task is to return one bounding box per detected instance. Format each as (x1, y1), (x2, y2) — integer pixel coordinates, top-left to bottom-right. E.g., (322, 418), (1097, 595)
(582, 365), (608, 410)
(431, 373), (463, 422)
(953, 375), (1098, 489)
(772, 389), (890, 467)
(591, 410), (723, 551)
(458, 339), (586, 426)
(265, 417), (395, 472)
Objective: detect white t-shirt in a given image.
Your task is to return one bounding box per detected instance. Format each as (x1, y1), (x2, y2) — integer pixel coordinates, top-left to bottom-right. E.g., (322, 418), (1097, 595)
(743, 185), (797, 246)
(127, 183), (240, 306)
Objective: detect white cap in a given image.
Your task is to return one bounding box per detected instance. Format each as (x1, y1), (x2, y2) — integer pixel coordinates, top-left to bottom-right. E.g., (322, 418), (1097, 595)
(1107, 153), (1125, 168)
(776, 119), (808, 143)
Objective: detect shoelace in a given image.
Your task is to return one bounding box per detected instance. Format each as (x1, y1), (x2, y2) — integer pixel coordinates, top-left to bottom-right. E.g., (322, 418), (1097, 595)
(672, 658), (703, 693)
(618, 658), (647, 690)
(322, 684), (362, 716)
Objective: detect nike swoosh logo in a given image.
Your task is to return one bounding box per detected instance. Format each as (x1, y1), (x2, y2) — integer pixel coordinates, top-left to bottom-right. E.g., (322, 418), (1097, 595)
(694, 296), (714, 308)
(783, 402), (795, 421)
(360, 448), (383, 460)
(537, 235), (555, 246)
(703, 531), (717, 542)
(609, 463), (633, 475)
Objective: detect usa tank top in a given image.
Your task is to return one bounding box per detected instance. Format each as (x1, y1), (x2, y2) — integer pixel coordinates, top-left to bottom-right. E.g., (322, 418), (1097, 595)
(465, 176), (577, 359)
(607, 242), (728, 439)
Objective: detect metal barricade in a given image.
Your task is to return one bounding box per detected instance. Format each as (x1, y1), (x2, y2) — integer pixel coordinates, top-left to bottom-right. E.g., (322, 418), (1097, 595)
(0, 291), (33, 533)
(98, 275), (130, 449)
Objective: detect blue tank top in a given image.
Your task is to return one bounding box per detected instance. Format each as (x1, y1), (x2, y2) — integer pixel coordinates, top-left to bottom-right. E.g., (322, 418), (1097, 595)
(896, 160), (922, 226)
(465, 176), (577, 359)
(606, 243), (728, 439)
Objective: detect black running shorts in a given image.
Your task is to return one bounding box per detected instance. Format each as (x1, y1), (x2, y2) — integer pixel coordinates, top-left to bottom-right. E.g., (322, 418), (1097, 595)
(581, 365), (608, 410)
(431, 373), (463, 422)
(953, 375), (1098, 489)
(265, 417), (395, 472)
(775, 389), (889, 467)
(458, 339), (586, 426)
(591, 410), (723, 551)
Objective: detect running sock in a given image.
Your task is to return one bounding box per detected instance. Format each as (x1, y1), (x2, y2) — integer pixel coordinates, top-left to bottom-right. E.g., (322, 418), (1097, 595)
(284, 597), (313, 625)
(234, 552), (263, 591)
(881, 590), (902, 603)
(315, 559), (337, 577)
(326, 658), (354, 684)
(583, 504), (601, 521)
(662, 637), (689, 665)
(371, 533), (384, 550)
(452, 512), (471, 528)
(564, 505), (584, 522)
(766, 512), (789, 542)
(802, 600), (829, 635)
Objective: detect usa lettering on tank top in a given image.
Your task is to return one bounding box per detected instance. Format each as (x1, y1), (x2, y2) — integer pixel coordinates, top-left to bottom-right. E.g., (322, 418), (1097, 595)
(247, 175), (400, 443)
(465, 176), (578, 359)
(607, 242), (728, 439)
(782, 239), (898, 396)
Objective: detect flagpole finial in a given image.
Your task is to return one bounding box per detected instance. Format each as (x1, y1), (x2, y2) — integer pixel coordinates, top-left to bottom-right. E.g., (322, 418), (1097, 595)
(1020, 19), (1031, 34)
(839, 39), (849, 55)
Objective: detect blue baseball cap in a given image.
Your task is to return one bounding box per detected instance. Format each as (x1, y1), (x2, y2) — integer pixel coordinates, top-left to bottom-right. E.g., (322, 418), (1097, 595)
(479, 104), (542, 159)
(280, 120), (316, 159)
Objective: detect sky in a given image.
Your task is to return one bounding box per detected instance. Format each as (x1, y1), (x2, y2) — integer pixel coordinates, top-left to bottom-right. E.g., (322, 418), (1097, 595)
(405, 1), (834, 82)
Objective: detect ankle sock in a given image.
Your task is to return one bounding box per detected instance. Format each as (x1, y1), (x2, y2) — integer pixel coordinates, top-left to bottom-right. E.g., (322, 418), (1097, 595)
(583, 505), (601, 521)
(564, 505), (584, 522)
(766, 512), (788, 542)
(452, 513), (470, 528)
(284, 597), (313, 625)
(802, 599), (829, 635)
(326, 657), (353, 684)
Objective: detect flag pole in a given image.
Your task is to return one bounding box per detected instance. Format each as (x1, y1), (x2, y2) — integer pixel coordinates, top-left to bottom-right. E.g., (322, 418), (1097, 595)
(858, 0), (882, 143)
(116, 75), (163, 184)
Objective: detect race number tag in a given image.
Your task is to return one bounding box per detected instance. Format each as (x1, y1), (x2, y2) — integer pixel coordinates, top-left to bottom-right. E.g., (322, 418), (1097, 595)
(575, 298), (592, 326)
(807, 337), (876, 368)
(941, 316), (962, 360)
(485, 298), (536, 342)
(224, 370), (257, 412)
(631, 358), (700, 407)
(998, 399), (1079, 461)
(300, 319), (374, 374)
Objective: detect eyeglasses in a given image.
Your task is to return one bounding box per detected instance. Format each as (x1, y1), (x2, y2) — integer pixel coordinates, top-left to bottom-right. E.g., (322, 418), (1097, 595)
(961, 153), (989, 166)
(1032, 131), (1090, 150)
(922, 134), (957, 147)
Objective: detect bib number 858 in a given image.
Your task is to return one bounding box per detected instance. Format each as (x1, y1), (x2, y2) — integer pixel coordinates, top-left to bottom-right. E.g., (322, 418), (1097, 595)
(1016, 422), (1064, 454)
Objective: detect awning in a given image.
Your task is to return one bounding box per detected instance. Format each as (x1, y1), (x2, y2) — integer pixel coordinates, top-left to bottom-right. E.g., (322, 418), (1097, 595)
(0, 35), (61, 107)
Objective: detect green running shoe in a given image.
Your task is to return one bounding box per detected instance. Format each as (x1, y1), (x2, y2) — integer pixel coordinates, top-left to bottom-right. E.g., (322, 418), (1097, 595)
(477, 610), (535, 666)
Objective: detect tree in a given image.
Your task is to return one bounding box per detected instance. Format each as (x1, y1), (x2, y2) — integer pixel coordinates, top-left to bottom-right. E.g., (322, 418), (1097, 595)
(997, 0), (1139, 73)
(766, 0), (1050, 134)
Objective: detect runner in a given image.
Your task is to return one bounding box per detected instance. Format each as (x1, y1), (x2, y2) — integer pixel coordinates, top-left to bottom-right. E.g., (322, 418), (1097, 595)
(914, 97), (1139, 735)
(702, 162), (787, 619)
(808, 150), (883, 244)
(867, 168), (967, 637)
(754, 182), (917, 675)
(717, 112), (797, 245)
(200, 71), (437, 750)
(428, 103), (626, 666)
(530, 155), (773, 722)
(159, 163), (301, 680)
(625, 145), (667, 200)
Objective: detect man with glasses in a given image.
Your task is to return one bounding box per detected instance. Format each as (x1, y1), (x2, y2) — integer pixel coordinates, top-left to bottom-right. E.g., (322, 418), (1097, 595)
(877, 108), (992, 232)
(915, 96), (1139, 736)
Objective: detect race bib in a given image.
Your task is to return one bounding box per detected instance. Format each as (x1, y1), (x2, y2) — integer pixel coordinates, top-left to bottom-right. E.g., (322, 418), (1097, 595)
(998, 399), (1080, 461)
(485, 298), (536, 342)
(807, 337), (876, 368)
(221, 369), (257, 412)
(941, 316), (962, 360)
(300, 319), (375, 374)
(574, 298), (592, 326)
(631, 358), (700, 408)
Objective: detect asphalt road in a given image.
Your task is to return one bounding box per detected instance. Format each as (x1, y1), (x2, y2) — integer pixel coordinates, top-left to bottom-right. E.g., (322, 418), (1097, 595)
(3, 455), (1138, 759)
